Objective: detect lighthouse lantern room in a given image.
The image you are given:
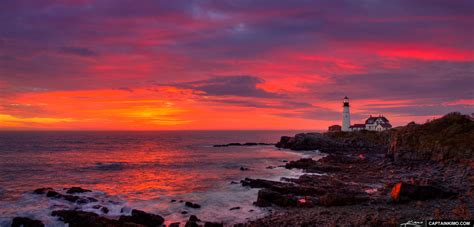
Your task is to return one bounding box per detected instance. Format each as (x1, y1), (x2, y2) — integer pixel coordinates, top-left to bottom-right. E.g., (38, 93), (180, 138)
(342, 96), (351, 131)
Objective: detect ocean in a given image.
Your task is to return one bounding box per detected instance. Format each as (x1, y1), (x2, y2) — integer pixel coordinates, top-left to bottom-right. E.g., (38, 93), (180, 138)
(0, 130), (319, 226)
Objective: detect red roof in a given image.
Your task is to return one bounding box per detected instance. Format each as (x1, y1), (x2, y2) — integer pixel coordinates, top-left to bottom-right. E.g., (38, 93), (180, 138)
(350, 124), (366, 128)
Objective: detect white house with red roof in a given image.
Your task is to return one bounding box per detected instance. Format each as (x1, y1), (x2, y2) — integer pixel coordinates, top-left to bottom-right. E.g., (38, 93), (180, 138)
(340, 97), (392, 132)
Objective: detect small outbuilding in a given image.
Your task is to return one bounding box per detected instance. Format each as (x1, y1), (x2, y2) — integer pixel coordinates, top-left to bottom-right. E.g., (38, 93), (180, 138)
(328, 125), (342, 132)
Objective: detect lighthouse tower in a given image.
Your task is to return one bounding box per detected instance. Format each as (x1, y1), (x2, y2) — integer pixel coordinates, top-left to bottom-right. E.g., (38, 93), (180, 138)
(342, 96), (351, 131)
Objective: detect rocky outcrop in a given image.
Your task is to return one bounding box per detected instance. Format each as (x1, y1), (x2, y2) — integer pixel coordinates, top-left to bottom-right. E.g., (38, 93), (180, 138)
(276, 133), (345, 151)
(11, 217), (44, 227)
(184, 201), (201, 209)
(213, 142), (274, 147)
(52, 209), (164, 227)
(52, 210), (122, 226)
(276, 131), (389, 152)
(66, 187), (92, 194)
(33, 187), (97, 204)
(390, 182), (458, 203)
(118, 209), (165, 226)
(387, 112), (474, 162)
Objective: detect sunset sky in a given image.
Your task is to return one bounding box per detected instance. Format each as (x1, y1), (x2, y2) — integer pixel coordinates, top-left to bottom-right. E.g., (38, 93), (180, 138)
(1, 0), (473, 130)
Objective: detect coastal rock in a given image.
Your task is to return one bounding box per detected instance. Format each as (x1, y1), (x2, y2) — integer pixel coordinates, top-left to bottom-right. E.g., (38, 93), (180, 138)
(241, 178), (290, 188)
(118, 209), (165, 226)
(387, 112), (474, 162)
(276, 133), (344, 151)
(185, 215), (200, 227)
(189, 215), (200, 222)
(66, 187), (92, 194)
(204, 222), (224, 227)
(11, 217), (45, 227)
(213, 142), (274, 147)
(255, 189), (298, 207)
(390, 182), (457, 203)
(52, 210), (122, 226)
(229, 206), (240, 210)
(240, 166), (249, 171)
(33, 187), (53, 194)
(169, 222), (180, 227)
(185, 201), (201, 209)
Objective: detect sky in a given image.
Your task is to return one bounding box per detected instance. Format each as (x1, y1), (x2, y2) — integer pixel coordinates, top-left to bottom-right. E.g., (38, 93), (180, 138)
(0, 0), (473, 130)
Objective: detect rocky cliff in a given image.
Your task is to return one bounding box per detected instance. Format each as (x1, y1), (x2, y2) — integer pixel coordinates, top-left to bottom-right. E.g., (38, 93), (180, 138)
(387, 112), (474, 162)
(277, 112), (474, 162)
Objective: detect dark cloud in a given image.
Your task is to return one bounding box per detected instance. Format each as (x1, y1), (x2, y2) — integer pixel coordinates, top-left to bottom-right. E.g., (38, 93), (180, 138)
(273, 107), (366, 121)
(308, 60), (474, 102)
(204, 98), (312, 109)
(59, 46), (97, 57)
(164, 75), (283, 98)
(365, 104), (473, 117)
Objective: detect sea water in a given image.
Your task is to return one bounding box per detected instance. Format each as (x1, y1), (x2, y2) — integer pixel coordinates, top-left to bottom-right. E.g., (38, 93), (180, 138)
(0, 131), (319, 226)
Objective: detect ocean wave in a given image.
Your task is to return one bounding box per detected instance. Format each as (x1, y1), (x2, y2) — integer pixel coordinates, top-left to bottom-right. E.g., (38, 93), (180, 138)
(92, 162), (128, 171)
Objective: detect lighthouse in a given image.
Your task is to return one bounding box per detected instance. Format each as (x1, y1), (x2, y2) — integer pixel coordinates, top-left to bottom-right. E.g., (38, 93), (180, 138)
(342, 96), (351, 131)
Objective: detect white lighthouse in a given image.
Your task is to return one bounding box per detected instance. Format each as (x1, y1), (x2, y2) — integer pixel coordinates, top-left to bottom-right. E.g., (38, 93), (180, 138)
(342, 96), (351, 132)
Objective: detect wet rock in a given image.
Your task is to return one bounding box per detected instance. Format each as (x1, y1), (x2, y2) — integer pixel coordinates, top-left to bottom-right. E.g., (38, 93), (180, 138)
(101, 207), (109, 214)
(33, 187), (53, 194)
(204, 222), (224, 227)
(46, 191), (82, 203)
(229, 206), (240, 210)
(118, 209), (165, 226)
(185, 217), (199, 227)
(66, 187), (92, 194)
(255, 189), (298, 207)
(390, 182), (457, 203)
(185, 201), (201, 209)
(185, 221), (198, 227)
(11, 217), (45, 227)
(213, 142), (274, 147)
(240, 166), (249, 171)
(45, 190), (61, 198)
(189, 215), (200, 222)
(52, 210), (120, 226)
(230, 181), (239, 184)
(91, 205), (108, 213)
(169, 222), (180, 227)
(241, 178), (288, 188)
(285, 158), (318, 170)
(181, 211), (188, 214)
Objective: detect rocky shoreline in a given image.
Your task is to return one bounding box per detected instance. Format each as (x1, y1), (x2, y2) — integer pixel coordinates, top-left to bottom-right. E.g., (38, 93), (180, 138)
(243, 112), (473, 226)
(8, 112), (473, 226)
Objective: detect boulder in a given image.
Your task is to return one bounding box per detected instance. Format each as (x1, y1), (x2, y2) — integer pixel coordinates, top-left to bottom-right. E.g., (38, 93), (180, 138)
(66, 187), (92, 194)
(184, 202), (201, 209)
(204, 222), (224, 227)
(390, 182), (457, 202)
(33, 187), (53, 194)
(11, 217), (44, 227)
(118, 209), (165, 226)
(52, 210), (121, 226)
(254, 189), (298, 207)
(189, 215), (200, 222)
